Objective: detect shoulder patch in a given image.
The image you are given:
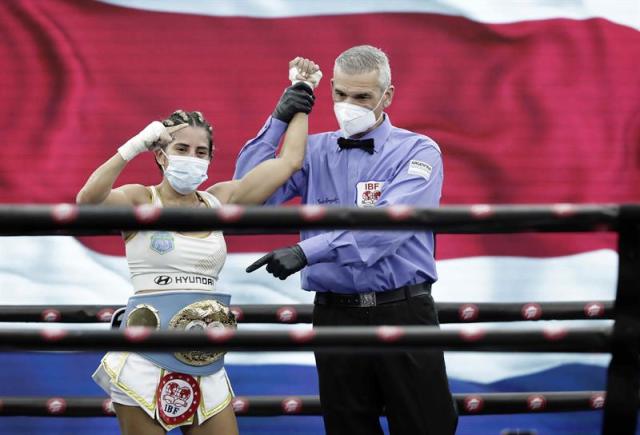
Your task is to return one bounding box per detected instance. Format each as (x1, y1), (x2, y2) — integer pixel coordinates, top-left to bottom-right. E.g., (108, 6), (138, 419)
(408, 159), (432, 180)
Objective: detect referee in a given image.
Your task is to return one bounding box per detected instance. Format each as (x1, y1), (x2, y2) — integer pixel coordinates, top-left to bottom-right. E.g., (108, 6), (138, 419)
(238, 45), (458, 435)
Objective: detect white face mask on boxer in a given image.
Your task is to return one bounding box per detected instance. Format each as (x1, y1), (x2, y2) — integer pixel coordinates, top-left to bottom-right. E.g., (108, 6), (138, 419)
(161, 150), (209, 195)
(334, 89), (387, 137)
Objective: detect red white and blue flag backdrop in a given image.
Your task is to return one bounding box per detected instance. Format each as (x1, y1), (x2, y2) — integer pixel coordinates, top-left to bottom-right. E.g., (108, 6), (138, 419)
(1, 1), (639, 434)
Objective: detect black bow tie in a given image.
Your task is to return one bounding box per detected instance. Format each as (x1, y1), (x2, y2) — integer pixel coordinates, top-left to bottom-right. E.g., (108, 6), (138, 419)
(337, 137), (375, 155)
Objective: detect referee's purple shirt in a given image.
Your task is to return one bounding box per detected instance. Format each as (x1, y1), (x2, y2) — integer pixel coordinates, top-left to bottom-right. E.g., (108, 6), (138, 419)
(233, 115), (443, 294)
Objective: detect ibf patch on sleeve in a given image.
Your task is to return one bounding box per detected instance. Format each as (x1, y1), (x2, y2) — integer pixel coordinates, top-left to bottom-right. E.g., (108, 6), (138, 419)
(408, 160), (432, 180)
(356, 181), (384, 207)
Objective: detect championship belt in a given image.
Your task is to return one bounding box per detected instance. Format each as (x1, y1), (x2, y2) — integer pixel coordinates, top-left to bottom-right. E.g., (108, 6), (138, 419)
(119, 290), (235, 376)
(169, 299), (236, 366)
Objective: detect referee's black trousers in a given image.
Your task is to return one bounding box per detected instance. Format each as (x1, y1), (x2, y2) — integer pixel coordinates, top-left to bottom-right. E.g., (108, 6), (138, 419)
(313, 290), (458, 435)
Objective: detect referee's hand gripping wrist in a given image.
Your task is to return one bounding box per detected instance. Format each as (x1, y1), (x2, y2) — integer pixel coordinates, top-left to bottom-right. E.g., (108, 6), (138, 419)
(272, 56), (321, 123)
(272, 83), (316, 124)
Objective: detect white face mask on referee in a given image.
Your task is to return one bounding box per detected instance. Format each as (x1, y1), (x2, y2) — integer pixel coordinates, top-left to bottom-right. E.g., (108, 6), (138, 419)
(333, 89), (387, 138)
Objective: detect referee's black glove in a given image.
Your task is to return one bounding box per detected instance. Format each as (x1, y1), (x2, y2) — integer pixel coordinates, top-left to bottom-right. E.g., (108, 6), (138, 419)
(246, 245), (308, 280)
(272, 82), (315, 123)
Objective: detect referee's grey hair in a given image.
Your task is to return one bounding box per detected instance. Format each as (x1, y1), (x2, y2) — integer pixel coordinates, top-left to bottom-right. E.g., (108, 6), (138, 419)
(334, 45), (391, 90)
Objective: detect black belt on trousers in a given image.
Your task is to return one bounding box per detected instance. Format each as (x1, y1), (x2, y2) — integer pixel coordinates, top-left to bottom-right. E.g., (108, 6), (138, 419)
(313, 282), (432, 307)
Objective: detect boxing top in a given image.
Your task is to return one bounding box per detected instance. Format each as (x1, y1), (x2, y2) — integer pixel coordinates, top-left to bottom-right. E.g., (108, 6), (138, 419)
(125, 186), (227, 292)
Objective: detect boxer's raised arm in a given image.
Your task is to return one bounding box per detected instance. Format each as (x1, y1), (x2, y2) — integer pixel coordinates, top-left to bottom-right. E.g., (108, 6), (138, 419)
(208, 112), (308, 205)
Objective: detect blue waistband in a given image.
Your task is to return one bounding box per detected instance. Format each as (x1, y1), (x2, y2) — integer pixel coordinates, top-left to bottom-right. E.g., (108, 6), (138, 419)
(120, 290), (232, 376)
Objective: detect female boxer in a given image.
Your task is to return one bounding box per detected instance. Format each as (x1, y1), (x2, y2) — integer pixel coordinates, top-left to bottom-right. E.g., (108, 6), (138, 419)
(77, 59), (321, 435)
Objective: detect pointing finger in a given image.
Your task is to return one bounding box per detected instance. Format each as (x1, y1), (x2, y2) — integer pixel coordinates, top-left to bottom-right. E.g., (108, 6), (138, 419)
(246, 253), (274, 273)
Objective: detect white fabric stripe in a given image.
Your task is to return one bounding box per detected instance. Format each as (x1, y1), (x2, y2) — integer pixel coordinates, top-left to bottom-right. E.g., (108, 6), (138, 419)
(0, 236), (618, 305)
(0, 235), (619, 383)
(96, 0), (640, 31)
(223, 321), (612, 383)
(224, 350), (611, 384)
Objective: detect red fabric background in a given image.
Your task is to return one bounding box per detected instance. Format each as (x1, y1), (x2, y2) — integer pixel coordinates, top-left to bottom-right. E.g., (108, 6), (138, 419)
(1, 0), (638, 257)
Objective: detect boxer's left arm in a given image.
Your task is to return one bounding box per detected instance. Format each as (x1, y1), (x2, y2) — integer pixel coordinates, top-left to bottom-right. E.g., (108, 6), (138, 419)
(234, 85), (314, 182)
(208, 112), (308, 205)
(233, 57), (321, 196)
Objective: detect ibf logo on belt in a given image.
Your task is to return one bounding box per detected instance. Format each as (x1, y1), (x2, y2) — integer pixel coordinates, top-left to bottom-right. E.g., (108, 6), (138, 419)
(154, 275), (173, 285)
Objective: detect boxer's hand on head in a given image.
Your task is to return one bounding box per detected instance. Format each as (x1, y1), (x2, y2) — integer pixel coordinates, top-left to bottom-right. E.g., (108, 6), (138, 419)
(272, 82), (316, 123)
(245, 245), (308, 280)
(151, 123), (189, 150)
(117, 122), (188, 161)
(289, 57), (323, 90)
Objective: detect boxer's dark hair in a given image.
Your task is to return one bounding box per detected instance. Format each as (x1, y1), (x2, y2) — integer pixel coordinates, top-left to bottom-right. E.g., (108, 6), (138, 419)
(161, 109), (214, 156)
(155, 110), (214, 173)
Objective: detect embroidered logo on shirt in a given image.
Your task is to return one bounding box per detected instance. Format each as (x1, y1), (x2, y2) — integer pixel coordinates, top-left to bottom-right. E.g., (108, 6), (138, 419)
(150, 232), (174, 255)
(356, 181), (384, 207)
(408, 160), (432, 180)
(317, 196), (339, 205)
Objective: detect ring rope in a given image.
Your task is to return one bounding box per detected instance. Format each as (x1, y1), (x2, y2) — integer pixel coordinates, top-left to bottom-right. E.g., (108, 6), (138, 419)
(0, 391), (607, 417)
(2, 203), (638, 433)
(0, 325), (611, 353)
(0, 203), (623, 236)
(0, 301), (612, 324)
